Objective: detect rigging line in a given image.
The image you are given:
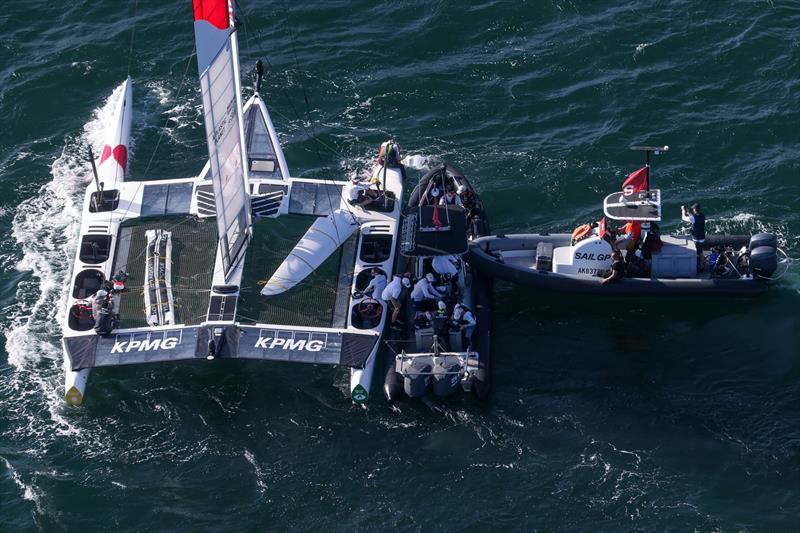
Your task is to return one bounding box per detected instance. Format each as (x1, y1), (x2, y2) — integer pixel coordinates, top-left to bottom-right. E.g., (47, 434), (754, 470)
(234, 0), (347, 162)
(140, 53), (195, 182)
(235, 0), (360, 230)
(279, 0), (324, 168)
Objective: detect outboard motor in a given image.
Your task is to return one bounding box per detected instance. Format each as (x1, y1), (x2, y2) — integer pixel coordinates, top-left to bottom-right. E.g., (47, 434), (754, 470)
(749, 233), (777, 251)
(748, 233), (778, 279)
(431, 361), (461, 397)
(750, 247), (778, 278)
(403, 360), (431, 398)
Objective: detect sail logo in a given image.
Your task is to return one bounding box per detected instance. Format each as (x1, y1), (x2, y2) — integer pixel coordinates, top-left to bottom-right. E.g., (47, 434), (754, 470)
(111, 331), (182, 353)
(254, 330), (327, 352)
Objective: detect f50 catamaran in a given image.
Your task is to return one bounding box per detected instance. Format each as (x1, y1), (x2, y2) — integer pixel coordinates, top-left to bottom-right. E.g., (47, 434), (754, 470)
(61, 0), (402, 405)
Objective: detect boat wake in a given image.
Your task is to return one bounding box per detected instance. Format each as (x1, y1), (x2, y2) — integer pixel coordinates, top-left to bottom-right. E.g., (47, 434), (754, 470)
(1, 81), (131, 441)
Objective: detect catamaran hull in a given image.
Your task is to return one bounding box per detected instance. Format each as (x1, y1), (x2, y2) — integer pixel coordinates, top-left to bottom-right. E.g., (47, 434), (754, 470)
(61, 78), (132, 405)
(467, 233), (770, 297)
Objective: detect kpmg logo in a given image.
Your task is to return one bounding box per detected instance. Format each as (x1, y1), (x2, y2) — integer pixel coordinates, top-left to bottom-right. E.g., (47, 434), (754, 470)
(111, 330), (183, 353)
(254, 329), (328, 352)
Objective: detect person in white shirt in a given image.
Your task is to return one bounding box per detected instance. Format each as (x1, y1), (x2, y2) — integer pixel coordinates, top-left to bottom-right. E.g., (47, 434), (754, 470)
(381, 275), (404, 325)
(364, 268), (387, 299)
(432, 255), (458, 278)
(410, 273), (443, 311)
(348, 176), (380, 208)
(439, 188), (463, 206)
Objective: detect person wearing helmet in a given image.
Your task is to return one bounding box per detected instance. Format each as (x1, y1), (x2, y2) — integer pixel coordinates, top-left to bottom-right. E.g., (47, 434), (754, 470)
(449, 303), (477, 343)
(410, 272), (444, 312)
(364, 268), (387, 299)
(439, 187), (463, 207)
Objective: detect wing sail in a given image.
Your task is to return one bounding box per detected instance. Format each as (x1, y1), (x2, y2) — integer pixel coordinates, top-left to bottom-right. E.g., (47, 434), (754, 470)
(193, 0), (251, 281)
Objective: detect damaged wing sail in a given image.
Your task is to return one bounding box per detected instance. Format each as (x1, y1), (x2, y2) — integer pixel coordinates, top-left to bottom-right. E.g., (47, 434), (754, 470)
(261, 209), (359, 296)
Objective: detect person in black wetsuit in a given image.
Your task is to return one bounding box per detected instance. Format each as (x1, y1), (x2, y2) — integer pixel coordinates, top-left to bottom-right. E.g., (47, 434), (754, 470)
(682, 203), (706, 256)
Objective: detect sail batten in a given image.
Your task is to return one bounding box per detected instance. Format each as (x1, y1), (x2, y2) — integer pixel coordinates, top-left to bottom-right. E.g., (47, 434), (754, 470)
(194, 0), (251, 281)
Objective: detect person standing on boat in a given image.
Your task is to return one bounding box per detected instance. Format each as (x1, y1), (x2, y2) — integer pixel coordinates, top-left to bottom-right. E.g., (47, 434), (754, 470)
(682, 203), (706, 256)
(382, 275), (404, 327)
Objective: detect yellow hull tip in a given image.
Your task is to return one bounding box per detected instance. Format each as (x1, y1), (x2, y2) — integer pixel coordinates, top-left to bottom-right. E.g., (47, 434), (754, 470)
(66, 387), (83, 406)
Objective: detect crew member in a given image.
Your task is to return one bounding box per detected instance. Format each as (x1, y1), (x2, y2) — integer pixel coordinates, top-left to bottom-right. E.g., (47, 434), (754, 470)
(348, 175), (381, 208)
(381, 275), (403, 327)
(616, 220), (642, 252)
(432, 255), (458, 279)
(363, 268), (387, 299)
(682, 203), (706, 256)
(410, 273), (444, 311)
(449, 303), (477, 344)
(600, 250), (626, 285)
(439, 188), (463, 207)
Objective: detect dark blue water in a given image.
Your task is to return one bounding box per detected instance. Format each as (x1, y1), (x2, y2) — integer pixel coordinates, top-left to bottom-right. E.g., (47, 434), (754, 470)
(1, 1), (799, 530)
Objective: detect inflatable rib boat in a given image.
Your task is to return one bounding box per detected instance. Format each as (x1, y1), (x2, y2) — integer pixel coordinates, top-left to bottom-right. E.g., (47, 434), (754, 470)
(467, 146), (784, 298)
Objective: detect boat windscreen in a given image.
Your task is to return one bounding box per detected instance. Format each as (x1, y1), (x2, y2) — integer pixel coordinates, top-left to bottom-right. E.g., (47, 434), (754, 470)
(603, 189), (662, 221)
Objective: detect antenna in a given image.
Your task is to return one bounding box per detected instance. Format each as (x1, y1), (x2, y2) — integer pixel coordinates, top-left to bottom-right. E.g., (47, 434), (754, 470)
(630, 145), (669, 192)
(255, 60), (264, 94)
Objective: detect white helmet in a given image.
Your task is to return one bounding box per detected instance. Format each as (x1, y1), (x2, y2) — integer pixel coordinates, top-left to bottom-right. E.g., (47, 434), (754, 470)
(425, 273), (435, 282)
(437, 300), (447, 311)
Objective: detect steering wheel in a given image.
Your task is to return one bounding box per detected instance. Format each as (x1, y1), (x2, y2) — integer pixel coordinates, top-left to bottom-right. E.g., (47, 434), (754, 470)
(356, 297), (382, 320)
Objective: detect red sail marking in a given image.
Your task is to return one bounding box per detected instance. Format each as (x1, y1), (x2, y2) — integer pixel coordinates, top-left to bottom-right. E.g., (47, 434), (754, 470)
(113, 145), (128, 172)
(99, 144), (112, 164)
(193, 0), (230, 29)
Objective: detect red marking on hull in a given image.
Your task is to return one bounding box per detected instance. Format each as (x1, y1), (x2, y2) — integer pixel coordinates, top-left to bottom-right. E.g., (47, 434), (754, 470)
(193, 0), (229, 29)
(100, 144), (112, 164)
(98, 144), (128, 174)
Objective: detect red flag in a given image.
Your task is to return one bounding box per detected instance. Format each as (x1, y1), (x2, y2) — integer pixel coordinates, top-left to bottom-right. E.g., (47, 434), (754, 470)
(622, 166), (649, 196)
(598, 217), (606, 239)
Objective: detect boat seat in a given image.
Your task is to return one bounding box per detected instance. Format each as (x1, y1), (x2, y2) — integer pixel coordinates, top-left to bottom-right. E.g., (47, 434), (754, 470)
(551, 246), (573, 272)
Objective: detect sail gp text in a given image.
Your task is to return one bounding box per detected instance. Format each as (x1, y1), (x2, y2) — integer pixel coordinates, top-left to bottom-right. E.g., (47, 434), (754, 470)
(254, 336), (325, 352)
